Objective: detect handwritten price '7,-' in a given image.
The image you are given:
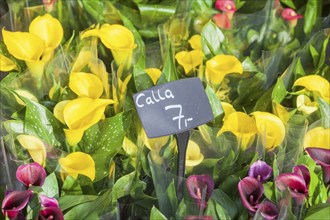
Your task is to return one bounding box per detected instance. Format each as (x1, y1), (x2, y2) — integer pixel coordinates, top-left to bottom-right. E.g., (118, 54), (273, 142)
(165, 104), (193, 130)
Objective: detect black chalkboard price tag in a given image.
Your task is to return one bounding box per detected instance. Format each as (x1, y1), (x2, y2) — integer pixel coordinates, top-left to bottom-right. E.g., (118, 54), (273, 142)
(133, 77), (214, 138)
(133, 77), (214, 201)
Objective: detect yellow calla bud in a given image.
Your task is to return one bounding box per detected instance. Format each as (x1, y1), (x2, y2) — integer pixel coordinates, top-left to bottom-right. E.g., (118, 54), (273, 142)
(59, 152), (95, 181)
(69, 72), (104, 98)
(217, 112), (257, 150)
(252, 111), (286, 151)
(186, 140), (204, 167)
(17, 135), (46, 166)
(188, 34), (202, 50)
(296, 94), (318, 114)
(303, 127), (330, 150)
(144, 68), (161, 85)
(0, 54), (17, 71)
(205, 54), (243, 86)
(175, 50), (204, 75)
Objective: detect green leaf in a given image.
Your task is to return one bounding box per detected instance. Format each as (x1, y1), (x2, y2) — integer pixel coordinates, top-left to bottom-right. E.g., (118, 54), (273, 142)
(157, 40), (178, 84)
(59, 195), (98, 211)
(133, 54), (154, 91)
(150, 206), (168, 220)
(305, 203), (330, 220)
(263, 182), (275, 202)
(242, 57), (258, 72)
(41, 173), (59, 198)
(112, 172), (136, 201)
(280, 0), (296, 9)
(3, 120), (24, 135)
(201, 21), (225, 57)
(61, 176), (83, 195)
(295, 58), (306, 77)
(272, 78), (288, 103)
(138, 2), (175, 24)
(318, 98), (330, 128)
(303, 0), (322, 35)
(309, 45), (320, 68)
(205, 85), (223, 118)
(211, 189), (238, 219)
(317, 37), (329, 69)
(204, 199), (231, 220)
(247, 29), (259, 44)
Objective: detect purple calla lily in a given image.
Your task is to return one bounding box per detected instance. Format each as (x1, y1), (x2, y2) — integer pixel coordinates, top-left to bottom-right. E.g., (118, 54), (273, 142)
(186, 174), (214, 209)
(248, 160), (273, 182)
(38, 207), (64, 220)
(2, 190), (33, 219)
(16, 162), (46, 187)
(257, 200), (279, 220)
(238, 176), (264, 213)
(39, 195), (59, 208)
(305, 147), (330, 186)
(275, 173), (308, 205)
(293, 165), (310, 187)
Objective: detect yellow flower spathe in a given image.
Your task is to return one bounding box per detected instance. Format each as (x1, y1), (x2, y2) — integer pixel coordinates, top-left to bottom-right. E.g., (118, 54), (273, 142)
(186, 140), (204, 167)
(141, 128), (169, 152)
(81, 24), (136, 66)
(175, 50), (204, 75)
(69, 72), (104, 98)
(303, 127), (330, 150)
(188, 34), (202, 50)
(0, 54), (17, 71)
(252, 111), (286, 151)
(17, 135), (46, 166)
(296, 94), (318, 114)
(53, 100), (70, 124)
(221, 102), (236, 121)
(59, 152), (95, 181)
(217, 112), (257, 150)
(205, 54), (243, 86)
(145, 68), (161, 85)
(293, 75), (330, 103)
(29, 13), (63, 53)
(63, 98), (114, 145)
(122, 137), (138, 156)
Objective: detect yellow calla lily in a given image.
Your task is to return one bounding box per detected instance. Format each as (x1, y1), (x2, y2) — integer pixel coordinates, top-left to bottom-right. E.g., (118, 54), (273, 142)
(303, 127), (330, 150)
(145, 68), (161, 85)
(252, 111), (286, 151)
(293, 75), (330, 102)
(81, 24), (136, 66)
(188, 34), (202, 50)
(221, 102), (236, 121)
(272, 101), (292, 124)
(63, 98), (114, 145)
(296, 94), (318, 114)
(122, 137), (138, 156)
(71, 49), (94, 73)
(141, 128), (169, 152)
(205, 54), (243, 86)
(186, 140), (204, 167)
(217, 112), (257, 150)
(69, 72), (104, 98)
(53, 100), (70, 124)
(59, 152), (95, 181)
(17, 135), (46, 166)
(175, 49), (204, 75)
(29, 13), (63, 53)
(2, 29), (44, 62)
(0, 54), (17, 71)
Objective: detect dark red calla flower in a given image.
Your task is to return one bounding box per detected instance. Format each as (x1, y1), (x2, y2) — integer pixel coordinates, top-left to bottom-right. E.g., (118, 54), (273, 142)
(281, 8), (303, 21)
(39, 194), (59, 208)
(2, 190), (33, 219)
(238, 177), (264, 213)
(16, 162), (46, 187)
(275, 173), (308, 205)
(305, 147), (330, 186)
(215, 0), (237, 12)
(257, 200), (279, 220)
(186, 174), (214, 209)
(293, 165), (310, 187)
(248, 160), (273, 182)
(212, 14), (232, 29)
(38, 207), (64, 220)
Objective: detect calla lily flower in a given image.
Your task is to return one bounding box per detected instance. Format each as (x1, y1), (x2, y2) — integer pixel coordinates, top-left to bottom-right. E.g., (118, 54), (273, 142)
(39, 195), (59, 208)
(81, 24), (136, 66)
(252, 111), (286, 151)
(305, 148), (330, 186)
(186, 174), (214, 209)
(217, 112), (258, 150)
(59, 152), (95, 181)
(141, 129), (169, 152)
(296, 94), (318, 114)
(257, 200), (278, 220)
(188, 35), (202, 50)
(275, 172), (308, 205)
(248, 160), (273, 182)
(175, 50), (204, 75)
(2, 190), (33, 219)
(144, 68), (162, 85)
(122, 137), (138, 157)
(0, 54), (17, 71)
(62, 98), (113, 146)
(186, 140), (204, 167)
(16, 162), (46, 187)
(69, 72), (104, 98)
(205, 54), (243, 86)
(293, 165), (310, 188)
(213, 13), (232, 29)
(39, 207), (64, 220)
(238, 176), (264, 213)
(281, 8), (303, 27)
(53, 100), (70, 124)
(293, 75), (330, 103)
(272, 102), (293, 124)
(221, 102), (236, 121)
(303, 127), (330, 150)
(17, 135), (47, 166)
(215, 0), (237, 12)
